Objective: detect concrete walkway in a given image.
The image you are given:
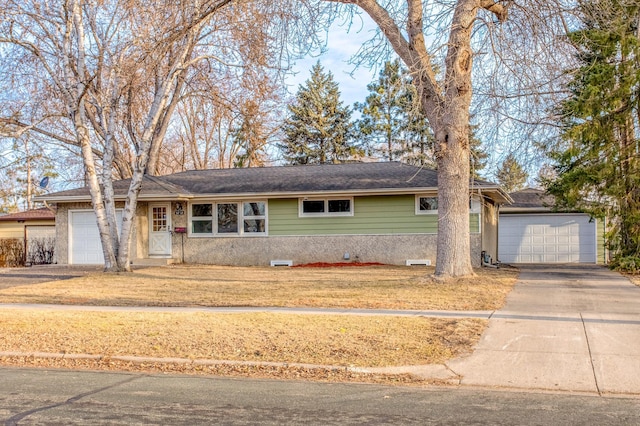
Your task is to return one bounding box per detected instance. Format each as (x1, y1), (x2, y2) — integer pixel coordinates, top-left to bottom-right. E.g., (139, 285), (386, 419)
(447, 265), (640, 395)
(0, 303), (492, 319)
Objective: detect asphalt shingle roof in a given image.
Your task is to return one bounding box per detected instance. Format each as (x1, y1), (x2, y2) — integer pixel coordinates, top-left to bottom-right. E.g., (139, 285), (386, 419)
(0, 207), (56, 222)
(162, 162), (440, 194)
(507, 188), (555, 209)
(38, 162), (508, 202)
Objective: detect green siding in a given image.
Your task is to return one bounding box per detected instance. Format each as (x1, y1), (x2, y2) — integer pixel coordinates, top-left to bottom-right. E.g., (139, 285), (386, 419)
(597, 218), (606, 264)
(268, 195), (480, 236)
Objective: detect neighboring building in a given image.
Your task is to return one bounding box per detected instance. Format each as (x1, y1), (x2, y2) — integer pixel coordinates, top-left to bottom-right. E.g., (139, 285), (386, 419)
(498, 188), (606, 264)
(36, 162), (510, 267)
(0, 207), (56, 265)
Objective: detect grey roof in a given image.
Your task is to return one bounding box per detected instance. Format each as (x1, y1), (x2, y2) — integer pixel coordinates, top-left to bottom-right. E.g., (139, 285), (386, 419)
(502, 188), (555, 211)
(38, 162), (510, 203)
(163, 162), (441, 194)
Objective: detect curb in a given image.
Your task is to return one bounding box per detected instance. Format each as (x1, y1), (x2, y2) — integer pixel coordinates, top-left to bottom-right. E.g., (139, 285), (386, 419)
(0, 351), (459, 383)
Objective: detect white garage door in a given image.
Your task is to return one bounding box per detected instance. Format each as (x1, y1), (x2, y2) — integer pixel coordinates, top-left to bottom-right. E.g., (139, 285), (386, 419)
(499, 214), (597, 264)
(69, 210), (122, 264)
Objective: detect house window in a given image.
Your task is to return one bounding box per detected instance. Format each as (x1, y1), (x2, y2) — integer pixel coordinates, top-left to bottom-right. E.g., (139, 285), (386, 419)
(217, 203), (238, 234)
(190, 201), (266, 236)
(243, 202), (266, 233)
(299, 198), (353, 217)
(191, 203), (213, 234)
(416, 196), (438, 214)
(470, 198), (481, 213)
(415, 195), (483, 215)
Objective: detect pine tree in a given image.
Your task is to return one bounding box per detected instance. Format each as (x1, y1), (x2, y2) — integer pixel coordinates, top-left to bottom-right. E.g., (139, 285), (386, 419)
(355, 60), (435, 165)
(280, 62), (358, 164)
(355, 59), (410, 161)
(469, 123), (488, 179)
(546, 0), (640, 268)
(496, 153), (528, 193)
(354, 60), (487, 172)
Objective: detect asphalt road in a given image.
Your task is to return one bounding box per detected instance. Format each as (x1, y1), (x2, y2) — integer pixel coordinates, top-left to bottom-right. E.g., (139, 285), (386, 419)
(1, 368), (639, 425)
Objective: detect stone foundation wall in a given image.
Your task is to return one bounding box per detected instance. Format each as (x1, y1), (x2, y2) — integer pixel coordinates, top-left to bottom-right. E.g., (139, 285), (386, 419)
(176, 233), (483, 267)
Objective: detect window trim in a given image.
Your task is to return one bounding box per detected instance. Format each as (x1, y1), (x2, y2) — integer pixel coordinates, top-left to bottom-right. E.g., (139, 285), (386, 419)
(190, 203), (214, 235)
(298, 197), (354, 217)
(415, 194), (439, 215)
(188, 200), (268, 237)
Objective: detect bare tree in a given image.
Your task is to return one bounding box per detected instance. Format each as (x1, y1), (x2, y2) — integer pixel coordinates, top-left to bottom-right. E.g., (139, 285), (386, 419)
(158, 69), (283, 173)
(321, 0), (508, 278)
(0, 0), (316, 271)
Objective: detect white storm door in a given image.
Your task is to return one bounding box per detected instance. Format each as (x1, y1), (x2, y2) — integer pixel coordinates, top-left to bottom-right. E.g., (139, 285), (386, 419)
(149, 203), (172, 257)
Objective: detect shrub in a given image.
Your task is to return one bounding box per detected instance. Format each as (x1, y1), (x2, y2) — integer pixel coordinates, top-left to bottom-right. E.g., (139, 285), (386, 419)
(610, 256), (640, 274)
(26, 237), (55, 265)
(0, 238), (25, 267)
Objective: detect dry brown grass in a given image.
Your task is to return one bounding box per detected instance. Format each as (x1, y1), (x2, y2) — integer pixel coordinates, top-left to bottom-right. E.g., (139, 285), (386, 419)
(0, 264), (518, 311)
(0, 265), (517, 380)
(0, 310), (485, 367)
(626, 274), (640, 287)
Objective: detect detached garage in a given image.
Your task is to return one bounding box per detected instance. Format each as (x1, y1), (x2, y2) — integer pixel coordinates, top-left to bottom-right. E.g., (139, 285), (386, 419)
(499, 189), (605, 264)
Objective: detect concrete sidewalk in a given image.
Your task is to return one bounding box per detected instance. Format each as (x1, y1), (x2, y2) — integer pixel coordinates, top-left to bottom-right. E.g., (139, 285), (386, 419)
(446, 265), (640, 395)
(0, 303), (493, 319)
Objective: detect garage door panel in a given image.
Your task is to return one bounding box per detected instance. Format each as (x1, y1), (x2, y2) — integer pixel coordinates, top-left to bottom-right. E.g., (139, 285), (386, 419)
(69, 210), (122, 265)
(499, 214), (596, 264)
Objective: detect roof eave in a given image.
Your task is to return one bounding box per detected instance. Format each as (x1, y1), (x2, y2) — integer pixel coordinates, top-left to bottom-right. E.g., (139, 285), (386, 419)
(33, 193), (192, 203)
(500, 207), (554, 213)
(472, 186), (513, 204)
(35, 185), (508, 203)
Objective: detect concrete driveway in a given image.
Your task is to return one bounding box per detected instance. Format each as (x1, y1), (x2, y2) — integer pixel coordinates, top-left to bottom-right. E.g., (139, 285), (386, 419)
(0, 265), (101, 289)
(447, 264), (640, 394)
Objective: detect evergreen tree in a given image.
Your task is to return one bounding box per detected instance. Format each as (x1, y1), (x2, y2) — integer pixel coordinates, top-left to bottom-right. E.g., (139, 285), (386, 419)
(496, 153), (528, 193)
(546, 0), (640, 268)
(355, 59), (411, 161)
(280, 62), (358, 164)
(355, 60), (436, 165)
(354, 60), (487, 172)
(469, 123), (488, 179)
(397, 75), (436, 167)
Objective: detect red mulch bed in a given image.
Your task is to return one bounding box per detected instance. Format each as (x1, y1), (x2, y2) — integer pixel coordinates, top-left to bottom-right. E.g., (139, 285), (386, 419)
(292, 262), (387, 268)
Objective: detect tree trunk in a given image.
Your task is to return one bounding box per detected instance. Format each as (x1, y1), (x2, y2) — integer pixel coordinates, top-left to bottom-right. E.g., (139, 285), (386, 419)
(432, 0), (477, 278)
(329, 0), (506, 278)
(434, 124), (473, 277)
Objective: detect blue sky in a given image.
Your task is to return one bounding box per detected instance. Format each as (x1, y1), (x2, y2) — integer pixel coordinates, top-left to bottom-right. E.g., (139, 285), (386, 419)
(287, 17), (381, 107)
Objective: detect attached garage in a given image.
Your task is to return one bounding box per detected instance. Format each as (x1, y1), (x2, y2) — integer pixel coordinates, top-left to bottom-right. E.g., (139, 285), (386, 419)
(499, 189), (604, 264)
(499, 214), (596, 263)
(68, 210), (122, 264)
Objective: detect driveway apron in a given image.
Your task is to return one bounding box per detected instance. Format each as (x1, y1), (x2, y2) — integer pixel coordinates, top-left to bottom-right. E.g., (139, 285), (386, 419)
(447, 264), (640, 394)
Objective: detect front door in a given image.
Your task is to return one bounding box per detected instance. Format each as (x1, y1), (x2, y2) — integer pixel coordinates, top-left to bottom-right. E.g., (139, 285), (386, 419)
(149, 203), (172, 257)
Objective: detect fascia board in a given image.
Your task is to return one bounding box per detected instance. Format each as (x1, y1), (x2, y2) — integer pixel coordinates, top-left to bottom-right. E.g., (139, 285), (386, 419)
(500, 207), (554, 213)
(36, 186), (510, 203)
(34, 193), (193, 203)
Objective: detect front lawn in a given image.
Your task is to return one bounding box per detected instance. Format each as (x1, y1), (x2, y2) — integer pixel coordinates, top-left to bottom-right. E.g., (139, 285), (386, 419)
(0, 264), (518, 310)
(0, 265), (518, 382)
